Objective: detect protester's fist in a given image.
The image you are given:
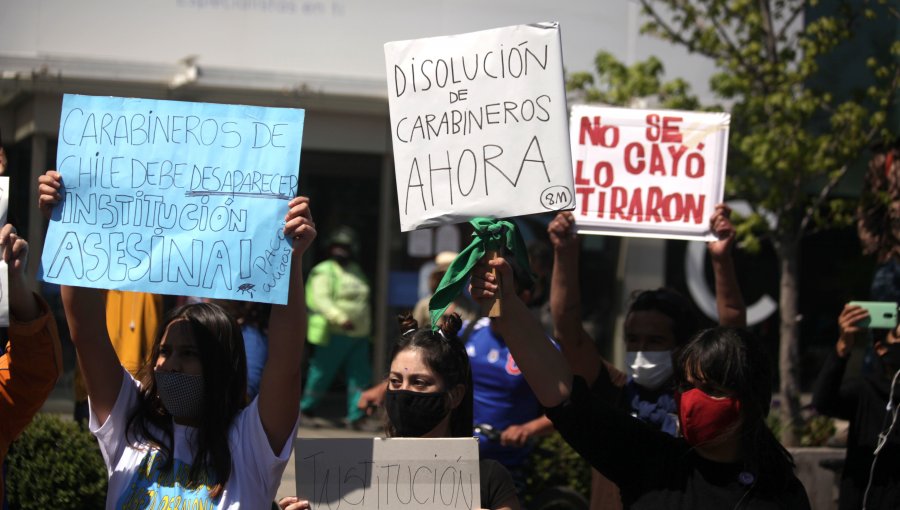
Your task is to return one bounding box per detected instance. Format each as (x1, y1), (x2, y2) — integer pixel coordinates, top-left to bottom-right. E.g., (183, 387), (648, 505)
(707, 203), (736, 260)
(0, 224), (28, 278)
(469, 256), (515, 304)
(284, 197), (316, 256)
(547, 212), (579, 251)
(38, 170), (63, 219)
(278, 497), (311, 510)
(837, 304), (869, 357)
(500, 424), (532, 448)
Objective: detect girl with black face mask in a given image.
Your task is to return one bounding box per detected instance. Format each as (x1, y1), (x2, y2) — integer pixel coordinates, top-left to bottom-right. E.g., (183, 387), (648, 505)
(470, 257), (810, 510)
(812, 304), (900, 510)
(384, 313), (521, 510)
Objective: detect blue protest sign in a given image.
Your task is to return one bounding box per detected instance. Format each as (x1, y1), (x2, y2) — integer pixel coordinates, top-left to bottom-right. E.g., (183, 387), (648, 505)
(40, 94), (304, 304)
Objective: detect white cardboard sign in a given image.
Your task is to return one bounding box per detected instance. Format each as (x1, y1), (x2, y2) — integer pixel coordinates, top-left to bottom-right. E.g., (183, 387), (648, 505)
(295, 437), (481, 510)
(385, 22), (575, 231)
(570, 105), (730, 241)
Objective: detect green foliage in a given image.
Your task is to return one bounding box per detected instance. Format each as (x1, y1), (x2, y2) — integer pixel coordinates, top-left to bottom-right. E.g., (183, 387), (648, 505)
(766, 411), (836, 447)
(569, 0), (899, 446)
(633, 0), (899, 246)
(570, 1), (898, 247)
(521, 433), (592, 507)
(566, 51), (702, 110)
(6, 413), (108, 510)
(801, 415), (837, 447)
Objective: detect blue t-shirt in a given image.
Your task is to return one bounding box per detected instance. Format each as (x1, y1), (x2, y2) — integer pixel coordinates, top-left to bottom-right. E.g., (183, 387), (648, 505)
(243, 325), (268, 400)
(466, 318), (543, 470)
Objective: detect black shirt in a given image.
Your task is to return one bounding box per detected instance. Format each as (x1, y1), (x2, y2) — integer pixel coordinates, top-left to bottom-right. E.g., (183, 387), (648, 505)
(811, 351), (900, 510)
(480, 459), (518, 509)
(546, 376), (810, 510)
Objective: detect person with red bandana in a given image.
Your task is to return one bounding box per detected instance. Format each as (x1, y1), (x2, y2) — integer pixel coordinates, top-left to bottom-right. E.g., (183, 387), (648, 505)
(469, 257), (810, 509)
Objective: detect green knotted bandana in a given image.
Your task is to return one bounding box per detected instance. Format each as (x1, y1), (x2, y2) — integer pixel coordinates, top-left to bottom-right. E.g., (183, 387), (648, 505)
(428, 217), (533, 330)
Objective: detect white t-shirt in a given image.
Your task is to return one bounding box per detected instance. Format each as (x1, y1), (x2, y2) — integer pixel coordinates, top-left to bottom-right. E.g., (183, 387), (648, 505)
(90, 370), (296, 509)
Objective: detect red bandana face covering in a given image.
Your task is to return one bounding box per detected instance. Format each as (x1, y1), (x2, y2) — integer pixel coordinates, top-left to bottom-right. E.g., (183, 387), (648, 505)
(677, 388), (742, 446)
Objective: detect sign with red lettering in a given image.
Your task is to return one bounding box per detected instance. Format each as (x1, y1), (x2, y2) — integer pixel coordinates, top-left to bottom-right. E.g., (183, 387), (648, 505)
(385, 23), (575, 231)
(570, 105), (729, 241)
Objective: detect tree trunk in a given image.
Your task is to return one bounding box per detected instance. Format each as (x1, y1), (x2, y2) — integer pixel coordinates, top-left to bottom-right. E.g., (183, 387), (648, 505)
(777, 234), (802, 446)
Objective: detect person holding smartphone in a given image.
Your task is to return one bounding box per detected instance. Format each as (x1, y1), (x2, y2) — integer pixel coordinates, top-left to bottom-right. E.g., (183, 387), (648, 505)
(812, 303), (900, 509)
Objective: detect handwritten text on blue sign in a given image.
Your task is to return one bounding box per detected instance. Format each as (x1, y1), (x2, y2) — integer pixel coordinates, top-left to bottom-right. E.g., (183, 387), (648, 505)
(40, 94), (305, 304)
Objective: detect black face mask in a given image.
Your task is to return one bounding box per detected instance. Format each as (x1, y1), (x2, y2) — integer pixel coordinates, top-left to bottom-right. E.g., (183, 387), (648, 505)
(384, 389), (449, 437)
(881, 343), (900, 372)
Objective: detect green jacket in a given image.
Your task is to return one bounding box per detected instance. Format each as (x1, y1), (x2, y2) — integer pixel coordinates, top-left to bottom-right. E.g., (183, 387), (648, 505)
(306, 259), (371, 338)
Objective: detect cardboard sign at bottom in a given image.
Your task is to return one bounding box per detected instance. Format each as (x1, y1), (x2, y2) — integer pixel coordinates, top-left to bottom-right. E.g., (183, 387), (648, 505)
(295, 437), (481, 510)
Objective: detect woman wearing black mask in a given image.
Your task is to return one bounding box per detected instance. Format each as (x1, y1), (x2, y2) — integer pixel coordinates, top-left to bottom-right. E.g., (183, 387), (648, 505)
(812, 304), (900, 509)
(385, 313), (521, 510)
(470, 257), (810, 509)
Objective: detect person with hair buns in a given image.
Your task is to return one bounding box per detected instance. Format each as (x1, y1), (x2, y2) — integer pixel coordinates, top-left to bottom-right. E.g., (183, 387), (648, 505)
(469, 257), (809, 509)
(282, 313), (521, 510)
(357, 256), (554, 498)
(385, 313), (520, 510)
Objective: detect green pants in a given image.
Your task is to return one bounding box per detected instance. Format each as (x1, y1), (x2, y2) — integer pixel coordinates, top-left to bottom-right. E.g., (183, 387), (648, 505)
(300, 334), (372, 422)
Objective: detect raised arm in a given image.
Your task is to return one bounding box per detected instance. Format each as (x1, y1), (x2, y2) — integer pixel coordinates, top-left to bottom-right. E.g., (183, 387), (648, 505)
(547, 213), (607, 386)
(811, 304), (865, 420)
(0, 223), (62, 439)
(258, 196), (316, 453)
(472, 257), (676, 490)
(707, 204), (746, 327)
(472, 257), (572, 407)
(40, 169), (123, 425)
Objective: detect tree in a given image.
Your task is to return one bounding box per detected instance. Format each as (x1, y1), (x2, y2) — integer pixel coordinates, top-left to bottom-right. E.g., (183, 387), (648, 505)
(569, 0), (899, 445)
(567, 51), (701, 110)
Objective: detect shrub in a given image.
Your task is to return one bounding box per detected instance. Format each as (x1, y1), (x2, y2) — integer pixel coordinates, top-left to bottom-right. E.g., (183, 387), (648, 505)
(522, 433), (592, 507)
(766, 408), (836, 447)
(6, 413), (107, 509)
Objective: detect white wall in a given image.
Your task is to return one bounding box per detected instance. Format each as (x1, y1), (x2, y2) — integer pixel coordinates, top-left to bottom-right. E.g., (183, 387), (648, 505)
(0, 0), (717, 101)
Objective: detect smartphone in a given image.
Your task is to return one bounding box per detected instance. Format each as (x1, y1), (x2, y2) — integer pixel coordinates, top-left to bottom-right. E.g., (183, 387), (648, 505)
(849, 301), (899, 329)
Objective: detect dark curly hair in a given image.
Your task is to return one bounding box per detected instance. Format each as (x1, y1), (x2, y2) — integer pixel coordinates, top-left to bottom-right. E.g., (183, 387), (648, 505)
(385, 313), (473, 438)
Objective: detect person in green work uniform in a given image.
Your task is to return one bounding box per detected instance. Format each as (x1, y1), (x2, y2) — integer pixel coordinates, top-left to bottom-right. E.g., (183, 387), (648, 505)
(300, 226), (373, 429)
